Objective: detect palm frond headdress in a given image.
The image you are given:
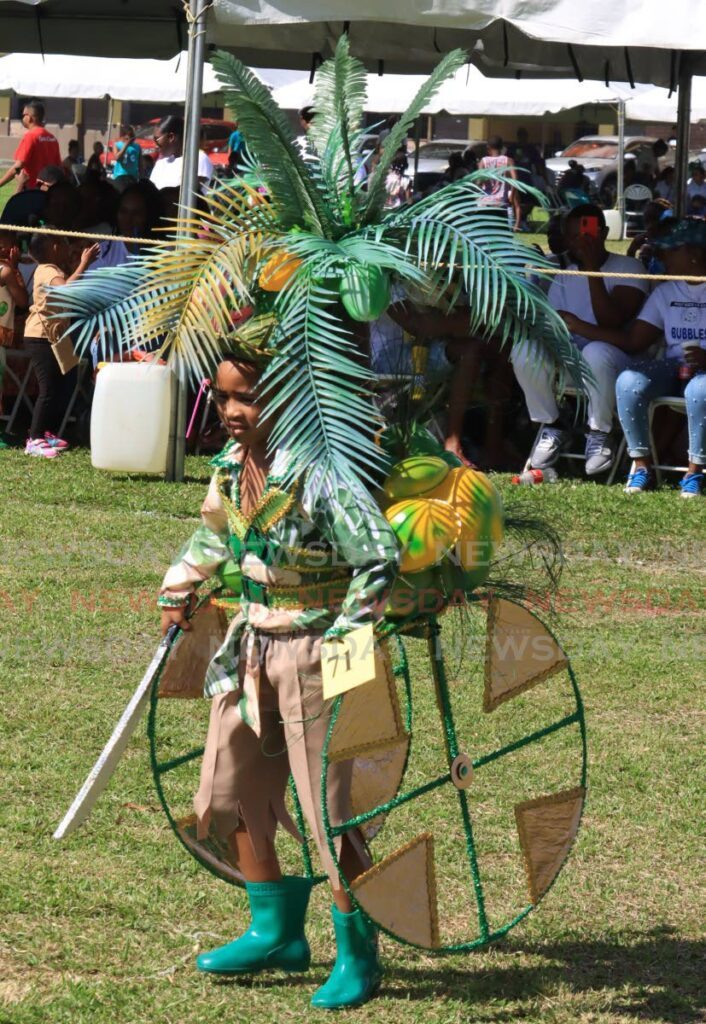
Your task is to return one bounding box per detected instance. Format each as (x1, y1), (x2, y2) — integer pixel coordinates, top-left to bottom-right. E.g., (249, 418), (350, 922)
(55, 38), (589, 502)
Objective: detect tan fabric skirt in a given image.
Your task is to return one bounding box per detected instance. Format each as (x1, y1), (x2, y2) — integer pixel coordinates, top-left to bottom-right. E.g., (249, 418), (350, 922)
(193, 630), (366, 886)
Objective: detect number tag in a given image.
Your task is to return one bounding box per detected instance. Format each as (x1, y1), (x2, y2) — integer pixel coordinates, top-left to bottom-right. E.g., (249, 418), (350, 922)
(321, 623), (377, 699)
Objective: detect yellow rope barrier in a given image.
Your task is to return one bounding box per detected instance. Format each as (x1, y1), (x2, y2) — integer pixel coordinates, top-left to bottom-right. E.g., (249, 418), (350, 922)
(3, 221), (706, 284)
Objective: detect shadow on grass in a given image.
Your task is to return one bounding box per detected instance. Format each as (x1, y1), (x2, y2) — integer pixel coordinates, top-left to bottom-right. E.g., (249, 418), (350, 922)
(384, 926), (704, 1023)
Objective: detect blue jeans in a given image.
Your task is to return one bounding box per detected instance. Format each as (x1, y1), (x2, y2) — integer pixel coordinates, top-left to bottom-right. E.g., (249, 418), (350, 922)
(616, 359), (706, 465)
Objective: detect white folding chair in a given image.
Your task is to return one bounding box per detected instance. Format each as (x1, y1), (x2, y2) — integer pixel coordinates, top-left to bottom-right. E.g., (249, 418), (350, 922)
(622, 183), (653, 239)
(645, 395), (689, 484)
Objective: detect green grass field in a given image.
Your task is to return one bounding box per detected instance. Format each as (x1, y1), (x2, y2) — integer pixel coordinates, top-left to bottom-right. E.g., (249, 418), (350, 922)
(0, 449), (703, 1024)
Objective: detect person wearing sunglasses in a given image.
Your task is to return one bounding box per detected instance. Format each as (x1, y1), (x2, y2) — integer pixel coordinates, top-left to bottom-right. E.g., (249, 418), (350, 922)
(0, 99), (61, 192)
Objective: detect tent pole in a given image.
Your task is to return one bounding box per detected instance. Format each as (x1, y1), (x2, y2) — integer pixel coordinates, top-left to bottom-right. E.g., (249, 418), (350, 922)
(617, 98), (625, 237)
(167, 0), (208, 482)
(674, 55), (692, 219)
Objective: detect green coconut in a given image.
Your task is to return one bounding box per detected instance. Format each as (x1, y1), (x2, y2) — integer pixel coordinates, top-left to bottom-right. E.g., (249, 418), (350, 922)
(339, 264), (391, 322)
(383, 455), (449, 500)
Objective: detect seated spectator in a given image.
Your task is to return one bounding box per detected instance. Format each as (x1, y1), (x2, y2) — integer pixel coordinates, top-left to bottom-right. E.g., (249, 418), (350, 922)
(23, 231), (99, 457)
(150, 115), (213, 194)
(654, 166), (675, 203)
(371, 288), (514, 468)
(442, 152), (467, 185)
(42, 180), (81, 230)
(557, 160), (592, 206)
(112, 125), (141, 188)
(140, 154), (155, 181)
(461, 146), (478, 175)
(63, 140), (84, 184)
(116, 180), (163, 254)
(86, 141), (106, 179)
(627, 199), (673, 272)
(690, 194), (706, 219)
(565, 219), (706, 497)
(512, 204), (649, 475)
(686, 163), (706, 215)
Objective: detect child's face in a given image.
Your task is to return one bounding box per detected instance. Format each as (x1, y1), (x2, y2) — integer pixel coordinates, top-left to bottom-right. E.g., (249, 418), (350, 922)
(213, 360), (270, 446)
(0, 233), (15, 261)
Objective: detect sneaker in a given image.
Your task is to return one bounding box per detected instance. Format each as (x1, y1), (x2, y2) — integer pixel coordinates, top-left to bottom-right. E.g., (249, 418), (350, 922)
(624, 467), (655, 493)
(679, 472), (705, 498)
(531, 425), (567, 469)
(43, 432), (69, 450)
(584, 430), (615, 475)
(25, 438), (60, 459)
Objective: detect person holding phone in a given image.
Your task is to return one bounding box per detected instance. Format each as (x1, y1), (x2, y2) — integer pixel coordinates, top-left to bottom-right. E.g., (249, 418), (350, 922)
(512, 204), (649, 475)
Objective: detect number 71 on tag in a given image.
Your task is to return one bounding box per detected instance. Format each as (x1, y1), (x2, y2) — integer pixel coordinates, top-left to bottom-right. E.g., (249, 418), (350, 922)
(321, 622), (377, 699)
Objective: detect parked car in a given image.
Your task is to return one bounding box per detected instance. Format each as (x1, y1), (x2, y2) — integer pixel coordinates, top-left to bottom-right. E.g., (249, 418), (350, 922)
(546, 135), (659, 207)
(105, 118), (237, 170)
(413, 138), (488, 190)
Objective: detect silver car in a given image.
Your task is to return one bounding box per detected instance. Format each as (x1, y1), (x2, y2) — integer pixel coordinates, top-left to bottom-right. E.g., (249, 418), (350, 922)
(546, 135), (659, 207)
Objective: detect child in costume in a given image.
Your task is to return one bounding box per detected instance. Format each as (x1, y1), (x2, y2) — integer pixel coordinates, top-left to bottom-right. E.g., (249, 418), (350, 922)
(158, 354), (400, 1009)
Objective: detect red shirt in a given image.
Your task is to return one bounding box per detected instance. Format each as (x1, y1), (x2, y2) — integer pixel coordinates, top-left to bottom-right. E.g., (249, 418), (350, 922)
(14, 125), (62, 188)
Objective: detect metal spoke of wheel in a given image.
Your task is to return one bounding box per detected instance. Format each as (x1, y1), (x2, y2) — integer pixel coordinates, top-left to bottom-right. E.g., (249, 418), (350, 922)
(472, 711), (581, 772)
(428, 621), (490, 942)
(330, 771), (452, 837)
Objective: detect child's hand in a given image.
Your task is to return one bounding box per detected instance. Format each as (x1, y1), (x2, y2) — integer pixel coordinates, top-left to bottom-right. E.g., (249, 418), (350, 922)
(79, 243), (101, 269)
(160, 603), (192, 636)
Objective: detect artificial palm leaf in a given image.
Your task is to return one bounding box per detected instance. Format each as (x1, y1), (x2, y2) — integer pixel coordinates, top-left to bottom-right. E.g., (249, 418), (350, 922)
(308, 35), (367, 218)
(209, 50), (334, 236)
(261, 273), (386, 499)
(363, 48), (467, 223)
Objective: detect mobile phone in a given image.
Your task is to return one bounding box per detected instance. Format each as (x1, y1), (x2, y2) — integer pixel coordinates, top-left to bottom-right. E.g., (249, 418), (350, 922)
(579, 216), (600, 239)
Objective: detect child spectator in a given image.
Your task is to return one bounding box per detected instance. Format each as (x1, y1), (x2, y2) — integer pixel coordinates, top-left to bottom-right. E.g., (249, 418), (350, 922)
(112, 125), (141, 187)
(477, 136), (522, 231)
(23, 231), (99, 457)
(0, 230), (30, 427)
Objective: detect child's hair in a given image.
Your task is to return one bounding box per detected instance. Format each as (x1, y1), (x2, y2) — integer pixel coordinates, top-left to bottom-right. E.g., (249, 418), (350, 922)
(120, 124), (135, 140)
(28, 229), (60, 263)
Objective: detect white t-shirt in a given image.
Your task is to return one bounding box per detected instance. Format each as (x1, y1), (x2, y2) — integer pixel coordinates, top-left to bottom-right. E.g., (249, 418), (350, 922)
(638, 279), (706, 360)
(150, 150), (213, 191)
(548, 252), (649, 349)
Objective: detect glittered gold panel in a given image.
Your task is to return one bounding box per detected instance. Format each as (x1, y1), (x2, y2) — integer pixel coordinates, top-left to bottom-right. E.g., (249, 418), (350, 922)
(158, 602), (228, 698)
(327, 645), (406, 762)
(176, 813), (245, 883)
(351, 833), (440, 948)
(349, 735), (410, 840)
(515, 787), (585, 904)
(484, 597), (568, 712)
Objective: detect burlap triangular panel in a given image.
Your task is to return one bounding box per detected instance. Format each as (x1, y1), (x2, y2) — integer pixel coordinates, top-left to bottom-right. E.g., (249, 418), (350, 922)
(515, 786), (585, 903)
(484, 597), (568, 711)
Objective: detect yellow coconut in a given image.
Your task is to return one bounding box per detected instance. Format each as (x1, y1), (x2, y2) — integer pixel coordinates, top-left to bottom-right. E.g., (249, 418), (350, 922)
(383, 455), (450, 501)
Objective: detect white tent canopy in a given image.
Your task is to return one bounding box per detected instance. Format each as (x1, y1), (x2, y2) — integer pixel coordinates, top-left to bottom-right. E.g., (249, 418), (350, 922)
(0, 51), (305, 103)
(1, 1), (706, 88)
(272, 65), (655, 118)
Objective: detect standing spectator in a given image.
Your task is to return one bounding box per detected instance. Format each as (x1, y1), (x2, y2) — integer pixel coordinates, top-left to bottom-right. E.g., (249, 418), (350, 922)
(112, 125), (141, 188)
(227, 123), (244, 175)
(509, 127), (542, 184)
(86, 141), (106, 179)
(384, 148), (412, 208)
(23, 231), (99, 457)
(62, 140), (84, 184)
(626, 199), (673, 272)
(477, 136), (521, 231)
(0, 100), (61, 191)
(511, 204), (649, 475)
(150, 115), (213, 193)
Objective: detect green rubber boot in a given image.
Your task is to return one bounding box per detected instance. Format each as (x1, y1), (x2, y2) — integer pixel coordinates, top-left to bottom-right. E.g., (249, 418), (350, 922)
(196, 876), (313, 976)
(310, 905), (383, 1010)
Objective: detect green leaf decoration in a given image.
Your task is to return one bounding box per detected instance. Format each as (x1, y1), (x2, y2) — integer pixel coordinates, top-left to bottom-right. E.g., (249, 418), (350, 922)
(209, 49), (335, 236)
(261, 274), (387, 498)
(364, 48), (468, 223)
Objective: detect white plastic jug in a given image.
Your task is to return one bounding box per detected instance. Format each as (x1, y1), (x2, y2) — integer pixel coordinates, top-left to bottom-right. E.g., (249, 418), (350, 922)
(91, 362), (173, 474)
